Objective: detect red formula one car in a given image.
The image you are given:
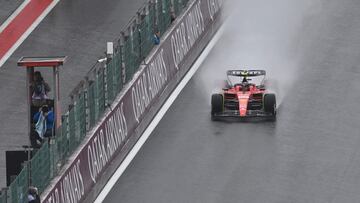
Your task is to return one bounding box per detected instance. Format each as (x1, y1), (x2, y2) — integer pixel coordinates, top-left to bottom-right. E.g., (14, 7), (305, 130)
(211, 70), (276, 121)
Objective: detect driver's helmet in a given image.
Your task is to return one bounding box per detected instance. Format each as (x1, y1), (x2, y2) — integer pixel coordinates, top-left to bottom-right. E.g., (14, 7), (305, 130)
(241, 77), (250, 91)
(242, 76), (248, 83)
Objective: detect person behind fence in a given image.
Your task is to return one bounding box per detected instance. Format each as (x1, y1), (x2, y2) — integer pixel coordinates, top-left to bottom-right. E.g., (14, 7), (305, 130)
(31, 71), (51, 106)
(170, 7), (176, 23)
(33, 105), (54, 139)
(30, 127), (42, 148)
(152, 30), (160, 45)
(28, 186), (40, 203)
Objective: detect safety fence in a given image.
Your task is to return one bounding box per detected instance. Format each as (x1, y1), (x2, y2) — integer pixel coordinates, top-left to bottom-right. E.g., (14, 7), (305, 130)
(0, 0), (191, 202)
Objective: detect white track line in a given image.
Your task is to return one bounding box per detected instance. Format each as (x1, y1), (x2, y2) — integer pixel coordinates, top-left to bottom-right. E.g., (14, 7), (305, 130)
(0, 0), (60, 68)
(0, 0), (30, 33)
(94, 24), (225, 203)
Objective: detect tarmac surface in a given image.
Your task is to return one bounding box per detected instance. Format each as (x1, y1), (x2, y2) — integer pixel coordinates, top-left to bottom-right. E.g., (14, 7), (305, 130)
(0, 0), (147, 187)
(0, 0), (23, 24)
(104, 0), (360, 202)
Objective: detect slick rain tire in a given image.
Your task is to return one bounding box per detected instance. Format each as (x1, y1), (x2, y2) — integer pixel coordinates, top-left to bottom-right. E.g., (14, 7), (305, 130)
(211, 94), (223, 118)
(264, 93), (276, 118)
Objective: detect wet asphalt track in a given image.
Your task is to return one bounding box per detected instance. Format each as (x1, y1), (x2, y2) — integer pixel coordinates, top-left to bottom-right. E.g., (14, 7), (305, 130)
(0, 0), (147, 187)
(0, 0), (22, 24)
(104, 0), (360, 202)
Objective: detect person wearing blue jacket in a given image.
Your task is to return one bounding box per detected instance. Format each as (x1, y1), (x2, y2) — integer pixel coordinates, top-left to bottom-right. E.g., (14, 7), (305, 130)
(33, 105), (54, 138)
(152, 31), (160, 45)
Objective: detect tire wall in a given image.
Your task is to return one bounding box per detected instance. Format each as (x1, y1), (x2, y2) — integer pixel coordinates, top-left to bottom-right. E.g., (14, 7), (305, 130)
(42, 0), (222, 202)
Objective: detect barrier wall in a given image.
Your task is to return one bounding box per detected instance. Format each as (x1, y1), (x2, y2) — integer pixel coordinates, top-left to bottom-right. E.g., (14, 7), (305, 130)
(42, 0), (222, 202)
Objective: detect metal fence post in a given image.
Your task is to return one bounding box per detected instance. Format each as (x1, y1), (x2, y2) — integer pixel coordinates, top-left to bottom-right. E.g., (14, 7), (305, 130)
(120, 32), (127, 86)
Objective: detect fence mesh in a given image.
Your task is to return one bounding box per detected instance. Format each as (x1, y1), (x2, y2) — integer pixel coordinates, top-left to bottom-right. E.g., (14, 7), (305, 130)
(106, 58), (115, 103)
(173, 0), (180, 15)
(173, 0), (189, 16)
(139, 3), (156, 59)
(157, 0), (172, 36)
(4, 0), (197, 201)
(76, 92), (86, 140)
(68, 106), (77, 152)
(96, 68), (106, 119)
(114, 47), (123, 94)
(179, 0), (189, 9)
(124, 27), (141, 83)
(0, 189), (6, 203)
(8, 165), (28, 203)
(53, 124), (67, 172)
(88, 81), (96, 128)
(30, 141), (51, 194)
(106, 45), (123, 104)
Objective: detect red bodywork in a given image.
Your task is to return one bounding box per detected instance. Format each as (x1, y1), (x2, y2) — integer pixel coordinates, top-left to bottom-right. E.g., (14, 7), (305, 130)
(223, 84), (265, 117)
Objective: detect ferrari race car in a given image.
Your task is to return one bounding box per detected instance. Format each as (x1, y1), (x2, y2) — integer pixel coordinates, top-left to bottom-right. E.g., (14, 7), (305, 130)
(211, 70), (276, 120)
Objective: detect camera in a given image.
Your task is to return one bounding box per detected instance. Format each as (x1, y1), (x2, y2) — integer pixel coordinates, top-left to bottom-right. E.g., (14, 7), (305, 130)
(41, 105), (49, 113)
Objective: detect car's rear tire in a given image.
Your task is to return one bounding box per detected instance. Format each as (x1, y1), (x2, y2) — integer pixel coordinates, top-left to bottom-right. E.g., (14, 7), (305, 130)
(264, 94), (276, 119)
(211, 94), (223, 117)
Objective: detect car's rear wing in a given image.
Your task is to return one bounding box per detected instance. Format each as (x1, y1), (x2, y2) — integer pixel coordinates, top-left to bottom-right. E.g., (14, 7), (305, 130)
(227, 70), (266, 77)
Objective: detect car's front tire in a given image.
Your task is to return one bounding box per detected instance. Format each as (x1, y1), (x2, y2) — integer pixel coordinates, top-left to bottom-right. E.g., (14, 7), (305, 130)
(211, 94), (223, 119)
(264, 93), (276, 120)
